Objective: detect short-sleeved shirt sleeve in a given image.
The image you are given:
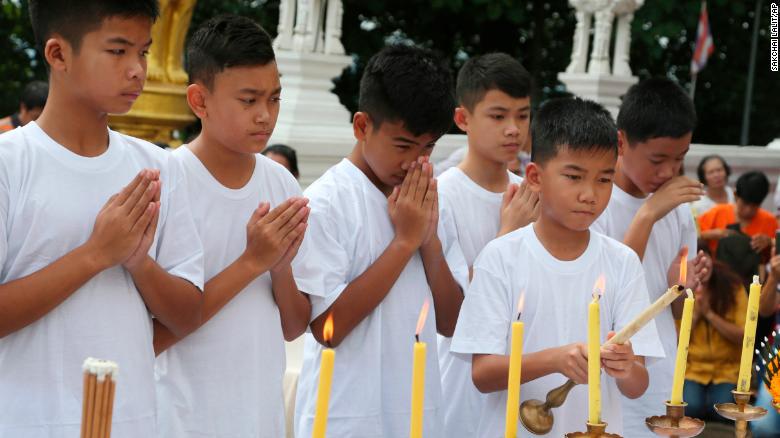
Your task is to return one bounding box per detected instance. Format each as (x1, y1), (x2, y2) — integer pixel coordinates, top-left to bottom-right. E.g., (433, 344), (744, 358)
(152, 156), (205, 290)
(451, 246), (512, 356)
(613, 256), (665, 360)
(438, 195), (469, 292)
(292, 196), (350, 320)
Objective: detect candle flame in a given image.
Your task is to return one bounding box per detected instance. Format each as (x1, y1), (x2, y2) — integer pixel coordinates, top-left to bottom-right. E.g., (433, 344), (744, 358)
(415, 299), (430, 336)
(323, 314), (334, 343)
(678, 246), (688, 286)
(516, 292), (526, 319)
(592, 274), (606, 300)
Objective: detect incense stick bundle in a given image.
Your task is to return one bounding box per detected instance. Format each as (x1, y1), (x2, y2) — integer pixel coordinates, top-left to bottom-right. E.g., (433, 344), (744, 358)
(80, 358), (119, 438)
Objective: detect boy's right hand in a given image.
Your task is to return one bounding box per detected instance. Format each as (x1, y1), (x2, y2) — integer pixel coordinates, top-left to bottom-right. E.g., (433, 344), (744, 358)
(498, 180), (540, 237)
(641, 176), (703, 221)
(86, 169), (159, 270)
(241, 197), (309, 273)
(555, 342), (589, 384)
(389, 158), (436, 250)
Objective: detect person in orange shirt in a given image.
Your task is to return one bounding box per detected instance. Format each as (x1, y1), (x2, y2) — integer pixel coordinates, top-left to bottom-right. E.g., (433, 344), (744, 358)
(699, 171), (777, 255)
(0, 81), (48, 133)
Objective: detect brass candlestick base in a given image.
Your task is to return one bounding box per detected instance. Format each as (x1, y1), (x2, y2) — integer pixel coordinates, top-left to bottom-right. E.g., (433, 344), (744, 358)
(645, 401), (705, 438)
(520, 379), (577, 435)
(773, 401), (780, 414)
(565, 422), (622, 437)
(713, 390), (767, 438)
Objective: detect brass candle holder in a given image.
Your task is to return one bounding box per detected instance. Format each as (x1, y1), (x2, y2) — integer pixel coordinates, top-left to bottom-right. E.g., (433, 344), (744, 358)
(519, 379), (576, 434)
(645, 401), (705, 437)
(713, 390), (767, 438)
(565, 422), (621, 437)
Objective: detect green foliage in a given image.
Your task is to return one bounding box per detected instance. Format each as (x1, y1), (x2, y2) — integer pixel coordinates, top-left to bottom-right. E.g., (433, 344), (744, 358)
(1, 0), (777, 145)
(0, 0), (46, 117)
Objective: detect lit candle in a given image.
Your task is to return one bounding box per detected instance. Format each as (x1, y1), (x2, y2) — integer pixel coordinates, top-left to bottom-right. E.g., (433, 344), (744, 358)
(313, 314), (335, 438)
(588, 276), (605, 425)
(670, 288), (694, 405)
(504, 294), (525, 438)
(410, 300), (430, 438)
(737, 275), (762, 392)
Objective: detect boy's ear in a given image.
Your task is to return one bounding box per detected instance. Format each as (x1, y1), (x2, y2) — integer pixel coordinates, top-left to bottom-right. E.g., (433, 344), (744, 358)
(186, 84), (208, 119)
(525, 162), (542, 193)
(453, 106), (469, 133)
(353, 111), (370, 142)
(44, 37), (69, 73)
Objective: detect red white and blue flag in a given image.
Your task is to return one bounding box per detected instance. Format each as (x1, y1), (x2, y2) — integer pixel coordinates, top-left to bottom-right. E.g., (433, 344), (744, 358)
(691, 1), (715, 75)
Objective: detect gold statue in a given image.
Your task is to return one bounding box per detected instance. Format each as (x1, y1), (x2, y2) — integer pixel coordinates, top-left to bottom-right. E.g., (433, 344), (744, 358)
(109, 0), (198, 144)
(147, 0), (196, 84)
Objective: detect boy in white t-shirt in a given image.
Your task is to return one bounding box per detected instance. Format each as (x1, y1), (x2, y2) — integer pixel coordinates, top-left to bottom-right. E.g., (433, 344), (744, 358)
(152, 16), (311, 438)
(438, 53), (539, 438)
(451, 97), (664, 438)
(0, 2), (204, 437)
(292, 45), (469, 438)
(591, 78), (708, 437)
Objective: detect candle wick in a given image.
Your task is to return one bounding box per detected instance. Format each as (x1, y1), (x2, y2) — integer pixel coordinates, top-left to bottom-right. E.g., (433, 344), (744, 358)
(415, 334), (419, 343)
(516, 312), (522, 321)
(326, 341), (332, 349)
(677, 285), (684, 291)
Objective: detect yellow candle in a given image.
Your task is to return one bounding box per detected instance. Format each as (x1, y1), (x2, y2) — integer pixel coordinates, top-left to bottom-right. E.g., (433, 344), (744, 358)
(737, 276), (762, 392)
(410, 300), (430, 438)
(410, 341), (426, 438)
(588, 276), (604, 424)
(313, 315), (335, 438)
(670, 289), (695, 405)
(504, 294), (525, 438)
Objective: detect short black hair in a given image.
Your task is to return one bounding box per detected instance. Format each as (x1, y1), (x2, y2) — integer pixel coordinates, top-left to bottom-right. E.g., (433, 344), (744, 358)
(531, 97), (617, 165)
(617, 77), (697, 144)
(262, 144), (299, 178)
(456, 52), (531, 111)
(735, 171), (769, 206)
(696, 154), (731, 185)
(358, 45), (455, 138)
(186, 14), (275, 89)
(20, 81), (49, 110)
(29, 0), (159, 55)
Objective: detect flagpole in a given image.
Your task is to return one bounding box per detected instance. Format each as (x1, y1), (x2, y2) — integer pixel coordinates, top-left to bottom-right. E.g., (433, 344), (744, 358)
(690, 73), (697, 101)
(740, 0), (763, 146)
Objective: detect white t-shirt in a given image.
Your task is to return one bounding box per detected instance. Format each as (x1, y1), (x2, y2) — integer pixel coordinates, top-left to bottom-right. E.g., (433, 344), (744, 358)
(591, 184), (697, 437)
(691, 185), (734, 217)
(0, 122), (203, 438)
(292, 158), (468, 438)
(451, 225), (664, 438)
(155, 147), (302, 438)
(436, 167), (523, 438)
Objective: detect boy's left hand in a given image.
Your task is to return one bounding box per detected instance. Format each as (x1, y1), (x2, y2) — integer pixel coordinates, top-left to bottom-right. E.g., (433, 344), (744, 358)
(600, 331), (636, 380)
(124, 170), (162, 272)
(419, 156), (439, 248)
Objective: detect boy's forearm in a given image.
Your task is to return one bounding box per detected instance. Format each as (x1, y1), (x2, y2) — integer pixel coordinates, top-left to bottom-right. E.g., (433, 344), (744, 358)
(622, 207), (656, 261)
(270, 265), (311, 341)
(310, 238), (416, 348)
(152, 318), (179, 356)
(420, 236), (463, 337)
(0, 243), (107, 338)
(128, 256), (202, 338)
(616, 358), (648, 399)
(472, 349), (560, 393)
